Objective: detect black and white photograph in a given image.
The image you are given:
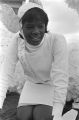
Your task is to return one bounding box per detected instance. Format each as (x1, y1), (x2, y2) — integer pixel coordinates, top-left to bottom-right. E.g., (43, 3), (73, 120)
(0, 0), (79, 120)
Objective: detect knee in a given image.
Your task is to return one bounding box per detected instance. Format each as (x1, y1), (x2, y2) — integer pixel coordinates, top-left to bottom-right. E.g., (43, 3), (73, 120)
(33, 105), (45, 120)
(33, 105), (52, 120)
(16, 106), (33, 120)
(33, 110), (44, 120)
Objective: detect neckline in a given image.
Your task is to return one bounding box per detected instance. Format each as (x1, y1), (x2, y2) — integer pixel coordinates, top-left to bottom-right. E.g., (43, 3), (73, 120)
(25, 36), (45, 52)
(19, 32), (46, 53)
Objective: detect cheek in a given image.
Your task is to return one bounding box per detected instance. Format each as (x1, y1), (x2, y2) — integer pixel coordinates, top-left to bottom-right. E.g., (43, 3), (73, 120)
(22, 29), (28, 40)
(40, 30), (45, 35)
(41, 27), (46, 33)
(23, 28), (30, 36)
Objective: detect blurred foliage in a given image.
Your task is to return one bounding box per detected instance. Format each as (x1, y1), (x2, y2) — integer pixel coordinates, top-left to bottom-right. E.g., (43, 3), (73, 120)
(65, 0), (79, 14)
(66, 42), (79, 103)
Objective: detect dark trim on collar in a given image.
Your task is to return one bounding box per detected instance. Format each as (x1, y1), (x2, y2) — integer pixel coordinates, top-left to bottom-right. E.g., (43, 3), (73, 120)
(19, 33), (24, 39)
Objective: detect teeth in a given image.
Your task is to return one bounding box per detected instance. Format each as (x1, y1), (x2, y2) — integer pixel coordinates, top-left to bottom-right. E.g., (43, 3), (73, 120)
(32, 37), (40, 40)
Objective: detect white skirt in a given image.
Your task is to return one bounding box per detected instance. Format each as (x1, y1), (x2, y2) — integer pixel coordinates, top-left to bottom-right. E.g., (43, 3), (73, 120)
(18, 81), (54, 107)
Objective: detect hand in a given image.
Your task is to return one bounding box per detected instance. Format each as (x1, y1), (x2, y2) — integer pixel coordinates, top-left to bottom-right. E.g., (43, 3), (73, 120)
(53, 116), (63, 120)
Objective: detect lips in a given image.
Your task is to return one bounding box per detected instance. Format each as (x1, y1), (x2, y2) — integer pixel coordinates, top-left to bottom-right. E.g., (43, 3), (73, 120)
(23, 30), (45, 46)
(26, 35), (43, 46)
(30, 33), (43, 41)
(31, 37), (41, 41)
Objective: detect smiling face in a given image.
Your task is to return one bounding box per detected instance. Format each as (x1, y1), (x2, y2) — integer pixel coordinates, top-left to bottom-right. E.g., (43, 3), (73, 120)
(21, 7), (48, 46)
(22, 20), (45, 46)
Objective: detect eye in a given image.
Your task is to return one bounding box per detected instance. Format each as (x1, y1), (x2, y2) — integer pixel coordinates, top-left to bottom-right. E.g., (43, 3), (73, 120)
(26, 25), (34, 29)
(23, 23), (34, 29)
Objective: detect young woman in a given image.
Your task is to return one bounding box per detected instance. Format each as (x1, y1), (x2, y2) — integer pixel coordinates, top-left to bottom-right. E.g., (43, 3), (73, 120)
(0, 1), (68, 120)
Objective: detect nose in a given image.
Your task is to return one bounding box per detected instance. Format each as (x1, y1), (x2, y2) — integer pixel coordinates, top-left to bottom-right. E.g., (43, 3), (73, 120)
(32, 26), (40, 35)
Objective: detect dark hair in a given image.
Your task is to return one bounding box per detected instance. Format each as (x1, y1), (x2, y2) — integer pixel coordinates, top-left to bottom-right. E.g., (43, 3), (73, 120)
(21, 7), (49, 33)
